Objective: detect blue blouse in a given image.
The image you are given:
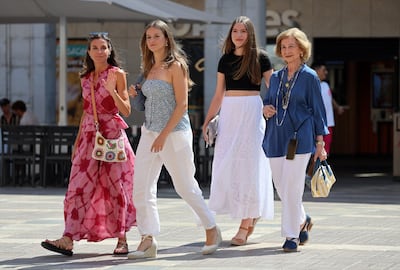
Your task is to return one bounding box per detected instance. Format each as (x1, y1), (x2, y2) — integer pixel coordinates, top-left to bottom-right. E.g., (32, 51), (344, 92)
(262, 65), (328, 157)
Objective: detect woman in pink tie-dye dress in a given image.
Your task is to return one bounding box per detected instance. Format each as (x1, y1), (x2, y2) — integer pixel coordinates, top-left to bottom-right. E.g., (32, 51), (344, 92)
(41, 32), (136, 256)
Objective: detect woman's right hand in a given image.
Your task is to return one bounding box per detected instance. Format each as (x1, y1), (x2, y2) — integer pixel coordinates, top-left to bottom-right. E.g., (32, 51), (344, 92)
(202, 122), (209, 143)
(263, 105), (276, 119)
(128, 84), (139, 98)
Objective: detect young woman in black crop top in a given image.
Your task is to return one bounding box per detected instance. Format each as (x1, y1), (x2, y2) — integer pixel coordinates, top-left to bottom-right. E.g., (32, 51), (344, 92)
(202, 16), (274, 246)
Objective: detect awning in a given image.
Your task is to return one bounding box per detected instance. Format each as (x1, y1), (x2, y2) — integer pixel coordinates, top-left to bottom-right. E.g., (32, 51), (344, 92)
(0, 0), (230, 125)
(0, 0), (229, 24)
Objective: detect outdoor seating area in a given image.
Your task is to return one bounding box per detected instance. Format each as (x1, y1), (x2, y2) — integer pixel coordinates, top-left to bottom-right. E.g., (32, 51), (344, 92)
(1, 125), (79, 187)
(0, 126), (214, 187)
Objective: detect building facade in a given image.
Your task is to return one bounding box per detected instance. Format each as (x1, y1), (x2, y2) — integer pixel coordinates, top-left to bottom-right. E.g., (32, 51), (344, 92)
(1, 0), (399, 157)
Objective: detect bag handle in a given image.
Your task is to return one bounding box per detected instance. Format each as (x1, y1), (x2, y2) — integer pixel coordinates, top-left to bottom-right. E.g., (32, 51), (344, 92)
(313, 158), (330, 174)
(90, 75), (99, 131)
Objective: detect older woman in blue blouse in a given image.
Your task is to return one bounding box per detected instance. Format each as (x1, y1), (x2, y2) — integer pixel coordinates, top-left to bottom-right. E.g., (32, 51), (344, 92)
(263, 28), (328, 252)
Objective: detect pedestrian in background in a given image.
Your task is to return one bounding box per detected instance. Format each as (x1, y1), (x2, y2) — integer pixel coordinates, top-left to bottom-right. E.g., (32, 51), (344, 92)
(311, 62), (345, 155)
(41, 32), (136, 256)
(202, 16), (274, 246)
(11, 100), (39, 125)
(0, 98), (19, 126)
(127, 20), (221, 259)
(263, 27), (328, 252)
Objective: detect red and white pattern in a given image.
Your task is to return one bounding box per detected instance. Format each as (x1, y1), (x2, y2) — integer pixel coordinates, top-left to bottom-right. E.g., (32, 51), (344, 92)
(63, 66), (136, 242)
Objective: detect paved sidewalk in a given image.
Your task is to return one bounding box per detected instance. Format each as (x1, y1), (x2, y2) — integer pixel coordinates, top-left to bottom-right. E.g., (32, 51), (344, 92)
(0, 156), (399, 270)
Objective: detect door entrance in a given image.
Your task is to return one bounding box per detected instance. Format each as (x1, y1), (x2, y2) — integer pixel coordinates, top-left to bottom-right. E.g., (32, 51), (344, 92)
(313, 38), (399, 156)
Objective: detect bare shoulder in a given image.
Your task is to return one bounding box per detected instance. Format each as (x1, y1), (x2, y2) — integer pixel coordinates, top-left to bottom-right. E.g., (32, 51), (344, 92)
(113, 68), (127, 83)
(170, 61), (182, 70)
(114, 68), (126, 76)
(169, 61), (185, 76)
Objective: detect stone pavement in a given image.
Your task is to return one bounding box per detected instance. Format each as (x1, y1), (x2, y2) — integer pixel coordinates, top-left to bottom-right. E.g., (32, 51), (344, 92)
(0, 156), (399, 270)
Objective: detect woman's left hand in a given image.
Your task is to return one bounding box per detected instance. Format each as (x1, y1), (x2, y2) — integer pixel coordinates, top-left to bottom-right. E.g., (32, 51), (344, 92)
(102, 70), (117, 95)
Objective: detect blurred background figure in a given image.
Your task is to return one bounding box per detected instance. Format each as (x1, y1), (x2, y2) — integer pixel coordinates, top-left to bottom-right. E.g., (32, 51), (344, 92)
(0, 98), (20, 126)
(11, 100), (39, 125)
(311, 62), (345, 155)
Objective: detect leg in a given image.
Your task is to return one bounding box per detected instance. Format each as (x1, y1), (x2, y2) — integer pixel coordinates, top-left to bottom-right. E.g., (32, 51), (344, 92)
(161, 130), (220, 254)
(129, 128), (163, 259)
(114, 234), (128, 255)
(127, 235), (157, 259)
(133, 128), (163, 237)
(231, 218), (253, 246)
(270, 154), (310, 252)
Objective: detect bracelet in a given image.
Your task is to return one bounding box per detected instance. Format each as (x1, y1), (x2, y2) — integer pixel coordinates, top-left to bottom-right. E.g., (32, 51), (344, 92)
(316, 141), (325, 146)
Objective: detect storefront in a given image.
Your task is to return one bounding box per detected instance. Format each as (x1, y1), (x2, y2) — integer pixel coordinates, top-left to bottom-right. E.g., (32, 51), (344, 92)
(172, 0), (400, 157)
(2, 0), (399, 157)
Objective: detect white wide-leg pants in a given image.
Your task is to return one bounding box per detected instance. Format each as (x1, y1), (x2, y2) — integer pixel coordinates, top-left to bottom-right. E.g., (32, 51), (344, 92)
(269, 153), (311, 239)
(133, 126), (216, 236)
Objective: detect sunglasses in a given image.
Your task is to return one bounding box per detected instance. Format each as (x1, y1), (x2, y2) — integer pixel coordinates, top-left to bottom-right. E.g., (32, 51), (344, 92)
(88, 32), (109, 38)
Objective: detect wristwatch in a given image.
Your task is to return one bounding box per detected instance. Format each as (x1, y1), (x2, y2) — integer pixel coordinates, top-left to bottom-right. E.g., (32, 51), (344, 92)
(316, 141), (325, 146)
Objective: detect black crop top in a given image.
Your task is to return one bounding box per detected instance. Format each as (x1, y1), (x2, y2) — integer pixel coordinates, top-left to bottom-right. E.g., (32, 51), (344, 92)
(217, 50), (272, 91)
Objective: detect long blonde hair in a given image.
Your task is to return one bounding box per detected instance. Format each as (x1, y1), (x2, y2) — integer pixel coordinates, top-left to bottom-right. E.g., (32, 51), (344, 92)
(222, 16), (261, 85)
(140, 20), (194, 89)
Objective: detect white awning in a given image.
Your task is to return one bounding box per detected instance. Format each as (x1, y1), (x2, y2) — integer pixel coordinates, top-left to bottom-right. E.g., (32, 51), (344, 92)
(0, 0), (230, 125)
(0, 0), (230, 24)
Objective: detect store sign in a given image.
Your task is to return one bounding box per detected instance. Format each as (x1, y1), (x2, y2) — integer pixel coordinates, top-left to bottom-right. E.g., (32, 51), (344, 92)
(266, 10), (300, 37)
(171, 9), (300, 38)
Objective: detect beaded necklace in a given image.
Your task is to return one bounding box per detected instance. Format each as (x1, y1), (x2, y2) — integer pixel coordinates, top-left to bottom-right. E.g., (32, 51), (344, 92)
(275, 64), (303, 126)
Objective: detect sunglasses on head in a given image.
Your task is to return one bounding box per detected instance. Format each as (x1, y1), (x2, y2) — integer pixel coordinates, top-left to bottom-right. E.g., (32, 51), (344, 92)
(88, 32), (109, 38)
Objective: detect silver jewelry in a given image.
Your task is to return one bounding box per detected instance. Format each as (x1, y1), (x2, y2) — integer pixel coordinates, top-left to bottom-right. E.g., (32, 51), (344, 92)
(275, 64), (303, 126)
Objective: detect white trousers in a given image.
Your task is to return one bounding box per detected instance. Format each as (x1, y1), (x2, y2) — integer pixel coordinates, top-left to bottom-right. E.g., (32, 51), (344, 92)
(133, 126), (216, 236)
(269, 153), (311, 239)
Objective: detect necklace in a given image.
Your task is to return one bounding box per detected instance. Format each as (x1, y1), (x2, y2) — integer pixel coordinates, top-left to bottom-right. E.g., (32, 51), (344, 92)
(275, 64), (303, 126)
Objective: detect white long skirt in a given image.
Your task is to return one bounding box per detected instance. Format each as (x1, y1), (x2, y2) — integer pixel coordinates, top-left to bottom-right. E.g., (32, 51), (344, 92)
(208, 95), (274, 220)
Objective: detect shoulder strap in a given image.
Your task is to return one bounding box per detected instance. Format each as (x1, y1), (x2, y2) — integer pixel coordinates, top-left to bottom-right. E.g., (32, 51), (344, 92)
(90, 75), (99, 131)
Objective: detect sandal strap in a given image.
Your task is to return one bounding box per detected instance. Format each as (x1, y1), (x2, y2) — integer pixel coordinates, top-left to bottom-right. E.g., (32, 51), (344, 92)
(48, 236), (73, 250)
(239, 226), (249, 231)
(141, 235), (153, 241)
(116, 241), (128, 248)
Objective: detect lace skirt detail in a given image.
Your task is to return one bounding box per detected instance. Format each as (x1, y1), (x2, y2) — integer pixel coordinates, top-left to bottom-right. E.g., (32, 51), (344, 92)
(208, 95), (274, 220)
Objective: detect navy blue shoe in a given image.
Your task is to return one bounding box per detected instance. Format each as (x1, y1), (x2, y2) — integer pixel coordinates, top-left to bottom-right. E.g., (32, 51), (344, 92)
(299, 215), (313, 245)
(282, 238), (298, 252)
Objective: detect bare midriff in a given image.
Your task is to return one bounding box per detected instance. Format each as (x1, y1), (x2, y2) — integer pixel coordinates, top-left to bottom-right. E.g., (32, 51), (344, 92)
(225, 90), (259, 96)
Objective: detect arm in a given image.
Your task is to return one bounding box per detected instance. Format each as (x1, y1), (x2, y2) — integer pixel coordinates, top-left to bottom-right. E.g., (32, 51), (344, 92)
(201, 72), (226, 138)
(103, 69), (131, 117)
(262, 68), (273, 89)
(71, 111), (85, 161)
(332, 98), (345, 115)
(311, 78), (328, 161)
(262, 72), (277, 119)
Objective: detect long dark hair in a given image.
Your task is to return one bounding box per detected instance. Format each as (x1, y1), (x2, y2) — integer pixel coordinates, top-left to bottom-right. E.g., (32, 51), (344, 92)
(222, 16), (261, 85)
(79, 33), (121, 78)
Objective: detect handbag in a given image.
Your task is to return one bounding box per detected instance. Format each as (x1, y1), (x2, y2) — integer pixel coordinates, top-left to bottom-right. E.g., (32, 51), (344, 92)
(205, 115), (219, 148)
(132, 73), (146, 112)
(90, 79), (127, 162)
(310, 158), (336, 197)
